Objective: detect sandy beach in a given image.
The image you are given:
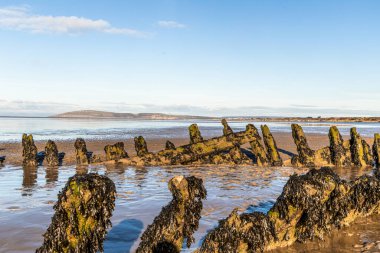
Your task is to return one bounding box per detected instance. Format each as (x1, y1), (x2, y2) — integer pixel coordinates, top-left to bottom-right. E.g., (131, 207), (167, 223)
(0, 132), (374, 166)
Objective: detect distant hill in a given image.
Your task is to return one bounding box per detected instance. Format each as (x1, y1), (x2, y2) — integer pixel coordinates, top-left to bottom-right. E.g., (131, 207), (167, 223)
(50, 110), (380, 123)
(51, 110), (215, 120)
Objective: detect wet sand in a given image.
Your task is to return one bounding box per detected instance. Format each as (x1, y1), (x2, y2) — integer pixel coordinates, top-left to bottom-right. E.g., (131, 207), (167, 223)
(1, 132), (373, 166)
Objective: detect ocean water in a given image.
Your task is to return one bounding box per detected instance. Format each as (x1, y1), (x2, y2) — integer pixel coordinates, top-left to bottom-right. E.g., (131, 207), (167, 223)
(0, 117), (379, 142)
(0, 164), (379, 253)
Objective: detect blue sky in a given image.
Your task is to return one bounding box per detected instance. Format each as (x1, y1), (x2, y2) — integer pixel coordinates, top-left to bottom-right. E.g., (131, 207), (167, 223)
(0, 0), (379, 116)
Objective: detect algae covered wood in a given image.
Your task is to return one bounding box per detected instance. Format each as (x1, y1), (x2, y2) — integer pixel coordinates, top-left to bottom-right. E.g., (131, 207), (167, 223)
(373, 133), (380, 168)
(45, 140), (59, 167)
(165, 140), (176, 150)
(291, 124), (315, 167)
(151, 124), (260, 165)
(22, 133), (37, 167)
(221, 118), (233, 136)
(350, 127), (371, 167)
(74, 138), (89, 165)
(198, 167), (380, 252)
(250, 139), (269, 166)
(134, 136), (149, 157)
(104, 142), (128, 161)
(119, 124), (260, 166)
(328, 126), (351, 167)
(189, 124), (204, 144)
(261, 125), (283, 166)
(136, 175), (207, 253)
(36, 173), (116, 253)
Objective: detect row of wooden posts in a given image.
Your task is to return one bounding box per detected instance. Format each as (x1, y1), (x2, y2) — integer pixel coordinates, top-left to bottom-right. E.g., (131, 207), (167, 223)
(20, 120), (380, 168)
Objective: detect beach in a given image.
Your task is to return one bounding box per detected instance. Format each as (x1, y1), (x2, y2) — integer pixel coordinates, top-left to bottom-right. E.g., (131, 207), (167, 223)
(0, 118), (380, 252)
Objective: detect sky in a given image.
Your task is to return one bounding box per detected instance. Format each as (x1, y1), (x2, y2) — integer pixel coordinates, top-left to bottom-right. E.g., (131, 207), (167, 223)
(0, 0), (380, 117)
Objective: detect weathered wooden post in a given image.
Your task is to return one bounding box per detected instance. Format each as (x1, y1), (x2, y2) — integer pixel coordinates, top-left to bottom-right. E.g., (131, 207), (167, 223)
(165, 140), (176, 150)
(74, 138), (89, 165)
(45, 140), (59, 167)
(36, 173), (116, 253)
(261, 125), (283, 166)
(22, 133), (37, 167)
(350, 128), (371, 167)
(189, 124), (203, 144)
(328, 126), (351, 167)
(104, 142), (128, 161)
(250, 139), (268, 166)
(373, 133), (380, 168)
(221, 119), (233, 136)
(134, 136), (149, 157)
(136, 176), (207, 253)
(291, 124), (315, 167)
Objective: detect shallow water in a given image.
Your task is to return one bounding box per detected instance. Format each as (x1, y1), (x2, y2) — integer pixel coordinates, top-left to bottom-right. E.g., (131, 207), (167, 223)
(0, 164), (379, 252)
(0, 118), (379, 142)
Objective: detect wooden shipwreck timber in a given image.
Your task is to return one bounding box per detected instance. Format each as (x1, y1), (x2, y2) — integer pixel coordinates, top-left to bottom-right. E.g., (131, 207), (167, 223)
(19, 119), (380, 169)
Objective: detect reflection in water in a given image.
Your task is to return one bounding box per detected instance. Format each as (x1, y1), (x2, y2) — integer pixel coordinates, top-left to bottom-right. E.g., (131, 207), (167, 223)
(22, 166), (37, 196)
(134, 167), (148, 189)
(45, 167), (58, 185)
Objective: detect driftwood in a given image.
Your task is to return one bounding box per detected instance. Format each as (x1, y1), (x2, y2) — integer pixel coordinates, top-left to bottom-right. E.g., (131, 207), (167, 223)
(36, 173), (116, 253)
(197, 167), (380, 252)
(136, 175), (206, 253)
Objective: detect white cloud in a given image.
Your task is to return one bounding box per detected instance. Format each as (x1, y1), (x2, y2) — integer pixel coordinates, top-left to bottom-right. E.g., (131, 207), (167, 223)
(0, 6), (147, 36)
(157, 20), (186, 29)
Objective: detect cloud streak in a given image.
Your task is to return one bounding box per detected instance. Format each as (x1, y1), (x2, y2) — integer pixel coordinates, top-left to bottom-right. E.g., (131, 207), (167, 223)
(157, 20), (186, 29)
(0, 6), (147, 36)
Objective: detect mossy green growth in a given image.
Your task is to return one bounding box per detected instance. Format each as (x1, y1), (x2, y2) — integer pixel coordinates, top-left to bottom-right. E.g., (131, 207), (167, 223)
(74, 138), (89, 165)
(22, 133), (37, 167)
(189, 124), (204, 144)
(198, 167), (380, 252)
(250, 139), (268, 166)
(328, 126), (351, 167)
(45, 140), (59, 167)
(291, 124), (315, 167)
(221, 119), (233, 136)
(350, 127), (369, 167)
(134, 136), (149, 157)
(373, 133), (380, 168)
(261, 125), (283, 166)
(136, 176), (206, 253)
(104, 142), (128, 161)
(36, 173), (116, 253)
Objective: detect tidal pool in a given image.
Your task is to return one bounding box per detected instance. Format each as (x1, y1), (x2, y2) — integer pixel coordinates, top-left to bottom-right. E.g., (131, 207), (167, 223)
(0, 164), (378, 252)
